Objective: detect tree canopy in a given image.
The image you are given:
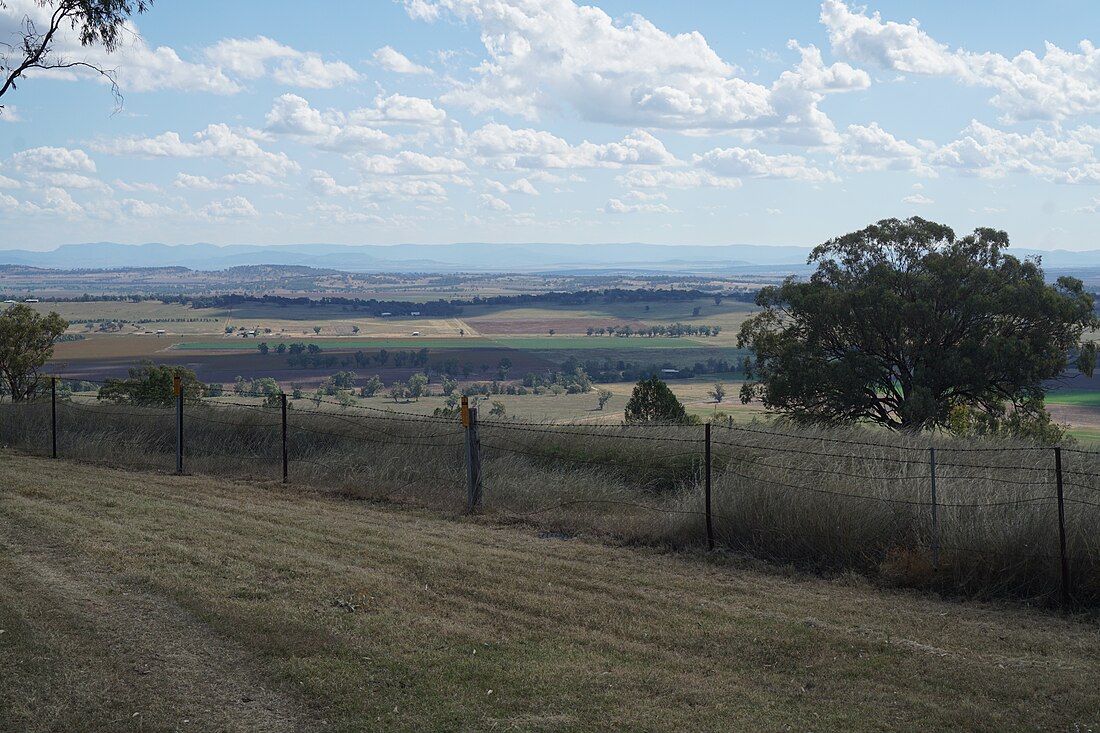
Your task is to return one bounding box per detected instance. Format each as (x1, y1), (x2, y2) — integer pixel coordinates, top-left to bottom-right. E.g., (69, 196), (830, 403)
(738, 217), (1098, 433)
(0, 303), (68, 401)
(0, 0), (153, 113)
(624, 375), (688, 424)
(98, 361), (204, 405)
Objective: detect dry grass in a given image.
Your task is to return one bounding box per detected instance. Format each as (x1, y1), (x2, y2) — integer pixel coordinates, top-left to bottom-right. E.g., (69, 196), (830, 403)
(2, 399), (1098, 607)
(1, 453), (1099, 731)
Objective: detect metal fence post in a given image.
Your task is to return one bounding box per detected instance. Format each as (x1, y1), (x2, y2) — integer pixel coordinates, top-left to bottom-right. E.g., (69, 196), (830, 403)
(281, 392), (289, 483)
(50, 376), (57, 459)
(1055, 447), (1070, 609)
(175, 375), (183, 475)
(930, 446), (939, 570)
(705, 422), (714, 551)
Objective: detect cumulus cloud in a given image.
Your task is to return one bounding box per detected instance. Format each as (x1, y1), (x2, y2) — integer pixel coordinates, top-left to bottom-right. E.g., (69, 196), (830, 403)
(97, 123), (300, 176)
(11, 146), (96, 173)
(478, 193), (511, 211)
(373, 46), (433, 74)
(601, 198), (676, 214)
(617, 169), (743, 189)
(929, 120), (1093, 179)
(205, 36), (359, 88)
(821, 0), (1100, 122)
(406, 0), (859, 140)
(693, 146), (838, 182)
(467, 124), (675, 170)
(263, 93), (459, 152)
(902, 193), (934, 205)
(174, 173), (230, 190)
(352, 151), (467, 176)
(837, 122), (935, 175)
(199, 195), (259, 220)
(310, 171), (449, 202)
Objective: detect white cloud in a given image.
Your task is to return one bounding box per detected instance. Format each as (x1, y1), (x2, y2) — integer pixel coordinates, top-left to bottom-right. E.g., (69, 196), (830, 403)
(693, 146), (838, 182)
(478, 193), (511, 211)
(602, 198), (676, 214)
(821, 0), (1100, 122)
(467, 124), (675, 170)
(11, 146), (96, 173)
(97, 123), (300, 176)
(352, 151), (467, 175)
(174, 173), (230, 190)
(930, 120), (1093, 179)
(373, 46), (432, 74)
(407, 0), (853, 140)
(837, 122), (934, 175)
(902, 194), (934, 205)
(310, 171), (449, 202)
(617, 169), (743, 189)
(205, 36), (359, 89)
(349, 94), (450, 126)
(121, 198), (175, 218)
(199, 196), (259, 220)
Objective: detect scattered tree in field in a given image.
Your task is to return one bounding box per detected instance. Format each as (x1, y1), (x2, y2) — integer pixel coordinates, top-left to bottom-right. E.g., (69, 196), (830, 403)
(738, 217), (1098, 432)
(441, 375), (457, 395)
(352, 325), (360, 334)
(331, 370), (356, 389)
(548, 329), (555, 336)
(276, 343), (287, 354)
(0, 303), (68, 401)
(692, 307), (702, 317)
(408, 373), (429, 401)
(313, 326), (322, 334)
(224, 326), (234, 334)
(497, 357), (513, 380)
(360, 375), (383, 397)
(709, 382), (726, 404)
(99, 361), (204, 406)
(624, 375), (688, 424)
(713, 294), (723, 306)
(204, 383), (224, 398)
(257, 342), (269, 355)
(0, 0), (154, 114)
(489, 400), (506, 417)
(597, 388), (613, 410)
(389, 381), (409, 402)
(335, 390), (355, 408)
(291, 383), (304, 399)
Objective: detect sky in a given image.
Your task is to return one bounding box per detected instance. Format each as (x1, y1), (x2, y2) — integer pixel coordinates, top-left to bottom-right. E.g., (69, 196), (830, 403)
(3, 0), (1100, 252)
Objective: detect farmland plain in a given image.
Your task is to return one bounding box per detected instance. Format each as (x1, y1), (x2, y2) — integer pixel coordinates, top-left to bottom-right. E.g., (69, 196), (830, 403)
(27, 293), (1100, 438)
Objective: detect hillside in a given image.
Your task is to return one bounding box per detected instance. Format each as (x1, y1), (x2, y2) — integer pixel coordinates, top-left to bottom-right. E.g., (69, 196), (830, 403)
(1, 453), (1097, 732)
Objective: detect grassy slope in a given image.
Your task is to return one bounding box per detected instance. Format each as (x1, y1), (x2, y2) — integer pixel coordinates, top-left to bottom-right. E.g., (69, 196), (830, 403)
(0, 453), (1097, 732)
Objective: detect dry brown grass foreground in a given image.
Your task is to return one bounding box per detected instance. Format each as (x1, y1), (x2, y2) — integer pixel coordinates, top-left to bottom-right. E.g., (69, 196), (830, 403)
(0, 452), (1098, 733)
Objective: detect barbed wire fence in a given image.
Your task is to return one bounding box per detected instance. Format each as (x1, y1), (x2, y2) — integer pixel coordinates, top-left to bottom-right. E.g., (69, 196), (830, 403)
(2, 376), (1098, 609)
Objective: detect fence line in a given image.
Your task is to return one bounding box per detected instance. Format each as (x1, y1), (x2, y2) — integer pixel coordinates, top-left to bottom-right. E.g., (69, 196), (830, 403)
(3, 380), (1098, 609)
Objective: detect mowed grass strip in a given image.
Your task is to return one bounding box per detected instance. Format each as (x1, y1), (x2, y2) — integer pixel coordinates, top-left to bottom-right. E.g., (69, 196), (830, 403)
(0, 453), (1098, 732)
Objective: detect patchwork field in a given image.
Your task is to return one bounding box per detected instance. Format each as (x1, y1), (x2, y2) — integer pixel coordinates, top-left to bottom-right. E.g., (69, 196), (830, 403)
(2, 453), (1098, 731)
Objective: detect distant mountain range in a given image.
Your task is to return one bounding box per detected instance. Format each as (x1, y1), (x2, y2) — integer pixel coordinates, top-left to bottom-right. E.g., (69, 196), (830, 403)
(3, 241), (1100, 275)
(0, 242), (812, 273)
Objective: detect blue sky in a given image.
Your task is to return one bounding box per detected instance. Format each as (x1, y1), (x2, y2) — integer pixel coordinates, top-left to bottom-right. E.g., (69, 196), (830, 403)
(3, 0), (1100, 252)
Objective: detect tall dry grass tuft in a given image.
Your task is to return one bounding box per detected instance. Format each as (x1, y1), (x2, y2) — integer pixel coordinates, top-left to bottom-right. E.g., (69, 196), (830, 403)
(2, 397), (1098, 606)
